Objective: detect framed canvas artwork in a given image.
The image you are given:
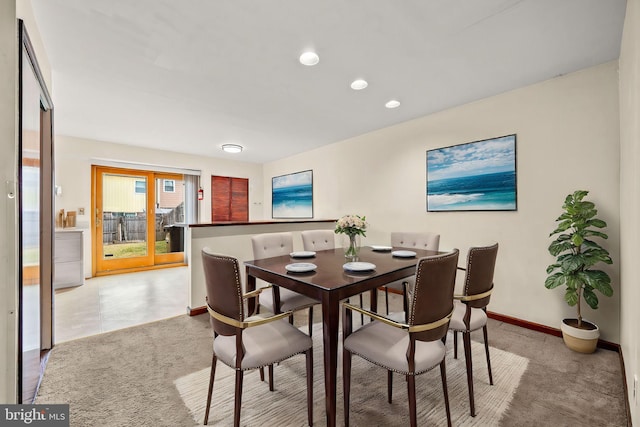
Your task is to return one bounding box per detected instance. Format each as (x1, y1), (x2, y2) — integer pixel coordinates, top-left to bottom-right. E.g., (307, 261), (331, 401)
(272, 170), (314, 218)
(426, 134), (517, 212)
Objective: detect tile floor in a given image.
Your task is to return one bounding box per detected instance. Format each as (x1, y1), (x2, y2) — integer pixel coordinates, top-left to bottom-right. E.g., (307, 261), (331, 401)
(53, 266), (188, 343)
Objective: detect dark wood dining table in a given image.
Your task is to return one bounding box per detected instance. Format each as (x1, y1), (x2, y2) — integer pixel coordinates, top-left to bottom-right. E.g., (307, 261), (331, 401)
(244, 246), (440, 427)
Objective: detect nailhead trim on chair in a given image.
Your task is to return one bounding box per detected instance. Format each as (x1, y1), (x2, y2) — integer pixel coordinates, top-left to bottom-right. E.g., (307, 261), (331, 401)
(203, 250), (244, 320)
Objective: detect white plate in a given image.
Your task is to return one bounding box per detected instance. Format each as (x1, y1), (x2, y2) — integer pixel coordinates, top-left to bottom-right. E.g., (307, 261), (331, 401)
(290, 251), (316, 258)
(370, 245), (392, 251)
(285, 263), (317, 273)
(392, 250), (417, 258)
(343, 262), (376, 272)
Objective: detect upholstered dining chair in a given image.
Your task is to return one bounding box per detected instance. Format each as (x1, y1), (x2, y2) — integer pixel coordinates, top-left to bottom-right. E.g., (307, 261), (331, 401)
(251, 232), (318, 336)
(201, 248), (313, 427)
(384, 232), (441, 315)
(342, 249), (459, 427)
(301, 229), (335, 252)
(448, 242), (498, 417)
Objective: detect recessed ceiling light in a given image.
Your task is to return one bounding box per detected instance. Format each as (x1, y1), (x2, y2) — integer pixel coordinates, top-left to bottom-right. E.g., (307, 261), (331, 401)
(221, 144), (243, 153)
(299, 51), (319, 66)
(385, 100), (401, 109)
(350, 79), (368, 90)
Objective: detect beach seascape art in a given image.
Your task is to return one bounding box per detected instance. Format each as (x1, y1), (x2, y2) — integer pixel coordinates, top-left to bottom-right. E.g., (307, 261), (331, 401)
(272, 170), (314, 218)
(427, 135), (517, 212)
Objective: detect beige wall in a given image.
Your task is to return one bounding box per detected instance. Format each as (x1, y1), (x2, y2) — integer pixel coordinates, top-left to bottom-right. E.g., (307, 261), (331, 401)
(54, 135), (265, 278)
(619, 0), (640, 421)
(265, 61), (622, 342)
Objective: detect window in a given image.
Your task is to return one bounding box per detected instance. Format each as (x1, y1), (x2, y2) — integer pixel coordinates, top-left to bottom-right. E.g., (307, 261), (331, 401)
(163, 179), (175, 193)
(134, 180), (146, 194)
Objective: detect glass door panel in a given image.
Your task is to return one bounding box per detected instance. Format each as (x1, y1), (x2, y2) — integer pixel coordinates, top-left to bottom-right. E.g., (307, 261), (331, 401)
(154, 173), (185, 264)
(95, 167), (154, 273)
(19, 47), (41, 403)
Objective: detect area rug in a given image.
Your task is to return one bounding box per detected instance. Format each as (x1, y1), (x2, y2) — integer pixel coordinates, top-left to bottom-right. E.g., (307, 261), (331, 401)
(176, 325), (529, 426)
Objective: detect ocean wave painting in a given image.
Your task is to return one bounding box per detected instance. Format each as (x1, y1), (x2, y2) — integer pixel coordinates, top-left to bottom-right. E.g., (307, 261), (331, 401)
(427, 135), (517, 211)
(272, 170), (313, 218)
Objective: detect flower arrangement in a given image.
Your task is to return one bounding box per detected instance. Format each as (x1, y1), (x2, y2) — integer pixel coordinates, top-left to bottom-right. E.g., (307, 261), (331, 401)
(335, 214), (367, 258)
(335, 214), (367, 237)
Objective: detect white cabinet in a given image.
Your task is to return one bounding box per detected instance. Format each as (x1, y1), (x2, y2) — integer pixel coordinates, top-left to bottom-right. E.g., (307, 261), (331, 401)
(54, 230), (84, 289)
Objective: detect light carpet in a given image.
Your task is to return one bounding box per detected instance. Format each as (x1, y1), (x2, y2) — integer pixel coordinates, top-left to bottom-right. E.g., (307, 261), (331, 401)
(176, 325), (529, 426)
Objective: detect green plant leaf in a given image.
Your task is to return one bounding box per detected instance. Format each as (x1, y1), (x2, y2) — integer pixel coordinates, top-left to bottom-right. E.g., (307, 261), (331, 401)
(571, 234), (584, 247)
(550, 221), (572, 235)
(573, 190), (589, 200)
(546, 263), (560, 274)
(587, 218), (607, 228)
(548, 240), (574, 256)
(581, 249), (612, 267)
(583, 230), (608, 240)
(582, 270), (613, 296)
(544, 273), (565, 289)
(559, 255), (584, 273)
(565, 275), (582, 291)
(564, 288), (579, 306)
(582, 287), (599, 309)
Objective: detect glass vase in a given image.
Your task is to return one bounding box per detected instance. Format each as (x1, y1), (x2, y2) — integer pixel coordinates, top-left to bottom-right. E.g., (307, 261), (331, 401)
(344, 234), (360, 259)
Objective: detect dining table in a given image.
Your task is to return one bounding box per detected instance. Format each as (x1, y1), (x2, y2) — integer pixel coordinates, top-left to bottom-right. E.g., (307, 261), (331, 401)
(244, 246), (440, 427)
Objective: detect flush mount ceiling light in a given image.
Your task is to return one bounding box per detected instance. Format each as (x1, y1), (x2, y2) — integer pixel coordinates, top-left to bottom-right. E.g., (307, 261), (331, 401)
(221, 144), (243, 153)
(299, 51), (319, 66)
(385, 99), (401, 109)
(350, 79), (368, 90)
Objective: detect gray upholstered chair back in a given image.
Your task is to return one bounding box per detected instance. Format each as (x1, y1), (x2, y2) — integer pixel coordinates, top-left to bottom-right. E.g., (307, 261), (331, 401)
(463, 243), (498, 309)
(391, 232), (440, 251)
(251, 232), (294, 260)
(301, 229), (335, 251)
(409, 249), (459, 342)
(201, 248), (244, 336)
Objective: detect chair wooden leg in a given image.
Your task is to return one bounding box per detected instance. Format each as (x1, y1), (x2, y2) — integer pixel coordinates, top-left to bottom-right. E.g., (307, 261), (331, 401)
(401, 282), (408, 323)
(483, 325), (494, 385)
(453, 331), (458, 359)
(462, 331), (476, 417)
(359, 294), (364, 325)
(385, 286), (390, 314)
(233, 370), (244, 427)
(268, 364), (274, 391)
(203, 353), (217, 425)
(308, 306), (313, 337)
(407, 374), (417, 427)
(306, 348), (314, 426)
(343, 349), (352, 427)
(387, 370), (393, 403)
(440, 359), (452, 427)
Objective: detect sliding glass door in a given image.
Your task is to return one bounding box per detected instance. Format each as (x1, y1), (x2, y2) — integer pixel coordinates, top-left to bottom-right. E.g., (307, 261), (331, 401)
(18, 21), (54, 404)
(93, 166), (186, 275)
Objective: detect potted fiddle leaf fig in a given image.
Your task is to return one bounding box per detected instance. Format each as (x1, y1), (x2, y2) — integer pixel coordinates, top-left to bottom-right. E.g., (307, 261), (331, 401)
(545, 190), (613, 353)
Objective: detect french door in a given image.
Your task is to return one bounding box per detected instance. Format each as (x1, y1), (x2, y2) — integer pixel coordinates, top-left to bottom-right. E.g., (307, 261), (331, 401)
(92, 166), (185, 275)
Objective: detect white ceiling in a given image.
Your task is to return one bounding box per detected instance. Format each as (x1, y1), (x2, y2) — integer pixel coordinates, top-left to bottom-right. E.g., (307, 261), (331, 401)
(31, 0), (627, 164)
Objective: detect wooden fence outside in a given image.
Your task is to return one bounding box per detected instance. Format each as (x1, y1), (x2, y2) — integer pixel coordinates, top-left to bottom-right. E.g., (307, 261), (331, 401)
(102, 206), (184, 244)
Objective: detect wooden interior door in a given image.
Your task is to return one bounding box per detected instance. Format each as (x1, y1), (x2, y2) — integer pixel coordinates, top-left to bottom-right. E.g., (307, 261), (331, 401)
(211, 176), (248, 222)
